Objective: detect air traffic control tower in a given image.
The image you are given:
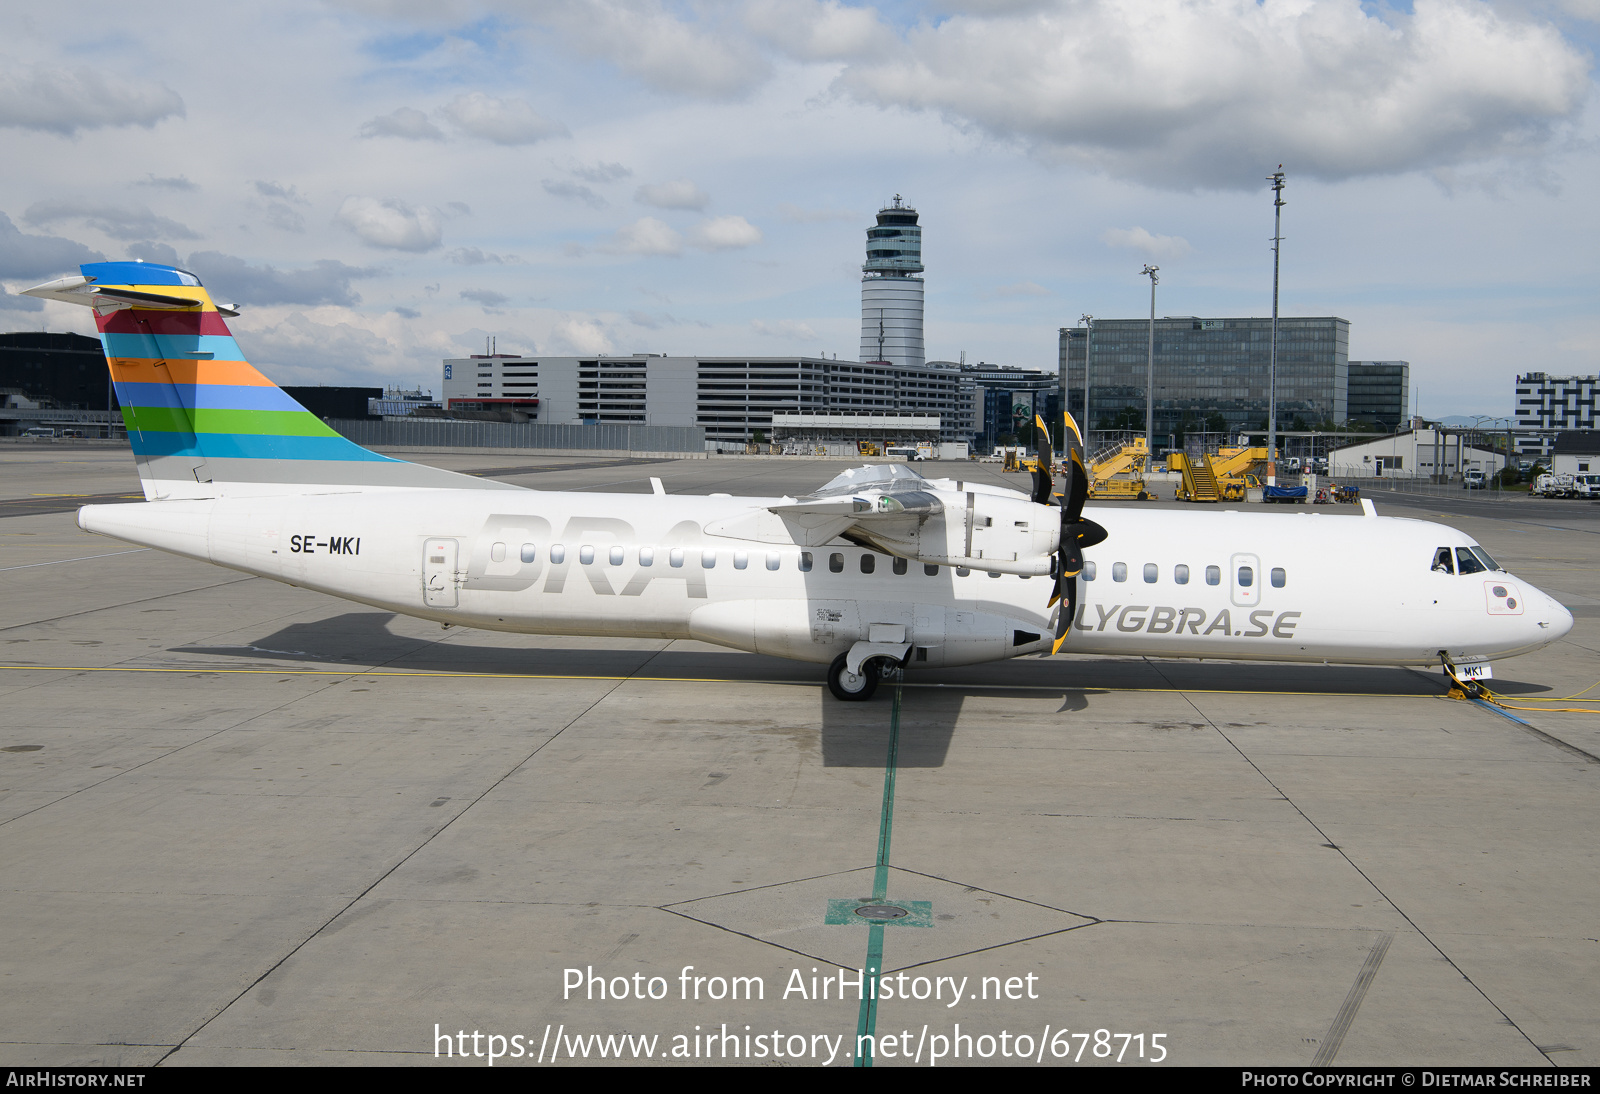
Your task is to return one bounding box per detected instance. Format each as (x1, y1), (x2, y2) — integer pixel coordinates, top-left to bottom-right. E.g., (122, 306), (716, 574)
(859, 196), (924, 369)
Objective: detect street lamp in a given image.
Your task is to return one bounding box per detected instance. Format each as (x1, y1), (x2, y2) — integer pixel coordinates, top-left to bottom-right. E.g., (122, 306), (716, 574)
(1470, 415), (1515, 493)
(1141, 266), (1158, 460)
(1079, 313), (1093, 448)
(1267, 167), (1285, 486)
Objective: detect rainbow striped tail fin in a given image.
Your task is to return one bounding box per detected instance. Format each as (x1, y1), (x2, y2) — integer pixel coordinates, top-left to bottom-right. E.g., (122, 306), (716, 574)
(24, 261), (509, 500)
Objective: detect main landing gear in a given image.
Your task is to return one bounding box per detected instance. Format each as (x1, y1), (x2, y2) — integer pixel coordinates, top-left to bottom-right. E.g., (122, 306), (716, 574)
(827, 652), (879, 701)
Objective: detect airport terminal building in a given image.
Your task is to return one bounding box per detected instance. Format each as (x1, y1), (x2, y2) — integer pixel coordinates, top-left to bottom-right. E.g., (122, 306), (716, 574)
(441, 354), (975, 448)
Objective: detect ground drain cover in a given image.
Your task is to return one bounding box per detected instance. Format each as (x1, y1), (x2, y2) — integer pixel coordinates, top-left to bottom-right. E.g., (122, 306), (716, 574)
(855, 904), (908, 921)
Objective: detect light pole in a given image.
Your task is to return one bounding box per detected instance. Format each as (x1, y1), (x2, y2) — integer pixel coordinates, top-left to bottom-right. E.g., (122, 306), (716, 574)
(1079, 313), (1093, 448)
(1141, 266), (1158, 459)
(1267, 167), (1285, 486)
(1470, 415), (1514, 494)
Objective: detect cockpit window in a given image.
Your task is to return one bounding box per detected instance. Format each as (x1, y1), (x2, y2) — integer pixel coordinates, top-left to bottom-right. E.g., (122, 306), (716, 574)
(1455, 548), (1487, 575)
(1432, 548), (1454, 575)
(1470, 547), (1499, 572)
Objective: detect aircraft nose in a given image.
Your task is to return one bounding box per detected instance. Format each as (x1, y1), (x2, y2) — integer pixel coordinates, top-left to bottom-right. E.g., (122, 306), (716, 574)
(1535, 590), (1574, 641)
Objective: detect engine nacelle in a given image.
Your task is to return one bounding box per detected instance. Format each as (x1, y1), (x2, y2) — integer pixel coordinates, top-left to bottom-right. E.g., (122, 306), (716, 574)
(846, 490), (1058, 576)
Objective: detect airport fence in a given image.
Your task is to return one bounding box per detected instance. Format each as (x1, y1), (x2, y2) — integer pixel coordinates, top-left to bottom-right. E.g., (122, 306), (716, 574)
(1324, 468), (1529, 502)
(325, 419), (706, 454)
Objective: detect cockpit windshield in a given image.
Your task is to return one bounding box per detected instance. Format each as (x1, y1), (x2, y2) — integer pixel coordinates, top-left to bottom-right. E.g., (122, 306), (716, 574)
(813, 464), (930, 497)
(1442, 546), (1500, 575)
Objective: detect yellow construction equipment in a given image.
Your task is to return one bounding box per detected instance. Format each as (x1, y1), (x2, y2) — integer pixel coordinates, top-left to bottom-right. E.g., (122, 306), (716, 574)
(858, 440), (881, 457)
(1087, 436), (1152, 500)
(1170, 445), (1270, 502)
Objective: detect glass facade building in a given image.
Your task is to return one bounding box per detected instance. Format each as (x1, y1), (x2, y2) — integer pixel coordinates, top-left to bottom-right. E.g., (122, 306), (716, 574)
(1347, 361), (1410, 432)
(1059, 317), (1349, 444)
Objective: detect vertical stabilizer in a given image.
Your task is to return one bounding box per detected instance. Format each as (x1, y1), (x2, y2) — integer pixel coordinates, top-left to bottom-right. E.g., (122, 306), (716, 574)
(24, 262), (515, 499)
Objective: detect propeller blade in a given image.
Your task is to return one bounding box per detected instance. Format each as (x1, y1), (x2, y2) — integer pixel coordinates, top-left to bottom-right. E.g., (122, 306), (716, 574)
(1030, 414), (1054, 504)
(1062, 411), (1088, 522)
(1049, 413), (1100, 654)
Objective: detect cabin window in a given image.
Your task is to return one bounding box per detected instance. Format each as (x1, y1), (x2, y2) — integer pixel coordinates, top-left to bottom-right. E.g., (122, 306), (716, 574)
(490, 542), (506, 563)
(669, 548), (684, 568)
(1143, 563), (1158, 583)
(799, 552), (813, 572)
(1083, 561), (1096, 580)
(734, 551), (748, 570)
(1112, 562), (1128, 582)
(638, 547), (653, 567)
(893, 557), (908, 575)
(860, 554), (876, 574)
(924, 564), (939, 576)
(1270, 567), (1286, 588)
(1174, 564), (1189, 584)
(610, 546), (624, 566)
(829, 552), (844, 573)
(579, 545), (594, 565)
(550, 544), (566, 564)
(702, 550), (716, 569)
(956, 567), (971, 576)
(520, 544), (537, 564)
(1455, 548), (1488, 575)
(1432, 547), (1454, 574)
(1238, 565), (1254, 587)
(1205, 565), (1220, 585)
(766, 552), (780, 571)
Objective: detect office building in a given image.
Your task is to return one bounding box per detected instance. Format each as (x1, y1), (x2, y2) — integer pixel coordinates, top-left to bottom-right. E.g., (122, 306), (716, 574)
(1516, 373), (1597, 458)
(1060, 317), (1349, 446)
(1347, 361), (1410, 432)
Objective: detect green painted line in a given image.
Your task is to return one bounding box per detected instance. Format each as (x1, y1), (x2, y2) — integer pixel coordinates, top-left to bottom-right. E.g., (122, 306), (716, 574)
(853, 678), (904, 1069)
(854, 921), (884, 1068)
(121, 406), (338, 438)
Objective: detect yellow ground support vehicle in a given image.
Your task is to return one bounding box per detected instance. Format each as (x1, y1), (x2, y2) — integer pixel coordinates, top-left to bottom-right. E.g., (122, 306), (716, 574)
(1170, 445), (1270, 502)
(1087, 436), (1152, 500)
(858, 441), (881, 457)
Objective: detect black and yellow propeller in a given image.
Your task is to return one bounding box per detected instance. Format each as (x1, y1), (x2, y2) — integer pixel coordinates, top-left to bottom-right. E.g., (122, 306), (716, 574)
(1034, 412), (1107, 653)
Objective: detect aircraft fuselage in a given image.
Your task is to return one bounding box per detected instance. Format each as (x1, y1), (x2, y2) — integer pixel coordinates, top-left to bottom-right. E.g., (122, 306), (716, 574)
(79, 489), (1573, 671)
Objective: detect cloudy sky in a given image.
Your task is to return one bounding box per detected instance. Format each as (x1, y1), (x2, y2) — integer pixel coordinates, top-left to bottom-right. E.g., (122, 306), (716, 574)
(2, 0), (1595, 418)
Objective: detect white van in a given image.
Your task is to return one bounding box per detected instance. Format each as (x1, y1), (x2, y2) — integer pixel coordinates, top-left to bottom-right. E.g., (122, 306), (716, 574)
(22, 427), (55, 439)
(1574, 473), (1600, 499)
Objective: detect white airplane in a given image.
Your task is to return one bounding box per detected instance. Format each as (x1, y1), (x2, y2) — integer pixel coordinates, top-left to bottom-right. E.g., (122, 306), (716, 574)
(25, 262), (1574, 700)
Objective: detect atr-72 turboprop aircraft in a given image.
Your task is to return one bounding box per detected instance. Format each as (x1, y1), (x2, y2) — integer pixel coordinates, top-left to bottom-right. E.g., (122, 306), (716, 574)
(25, 262), (1574, 699)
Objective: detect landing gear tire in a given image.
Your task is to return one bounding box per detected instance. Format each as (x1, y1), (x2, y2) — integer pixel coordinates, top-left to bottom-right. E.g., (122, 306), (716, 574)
(827, 653), (879, 701)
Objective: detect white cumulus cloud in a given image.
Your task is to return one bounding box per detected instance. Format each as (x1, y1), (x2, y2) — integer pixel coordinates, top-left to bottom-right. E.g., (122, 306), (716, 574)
(0, 63), (184, 136)
(549, 315), (614, 355)
(359, 107), (445, 141)
(442, 92), (568, 145)
(742, 0), (892, 60)
(607, 217), (684, 256)
(635, 179), (710, 210)
(1101, 227), (1192, 260)
(830, 0), (1593, 188)
(335, 197), (443, 252)
(688, 215), (762, 250)
(538, 0), (770, 99)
